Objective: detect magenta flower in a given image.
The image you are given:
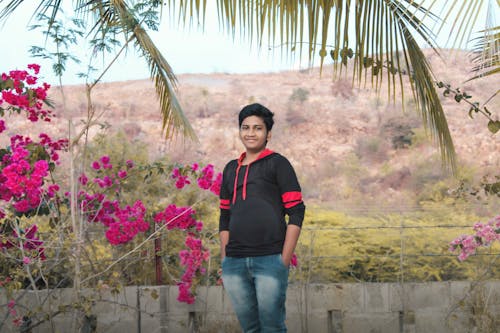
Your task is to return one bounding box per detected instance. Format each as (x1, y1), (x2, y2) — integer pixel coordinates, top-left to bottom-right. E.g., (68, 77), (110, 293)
(27, 63), (40, 74)
(450, 215), (500, 261)
(79, 173), (89, 185)
(100, 155), (110, 165)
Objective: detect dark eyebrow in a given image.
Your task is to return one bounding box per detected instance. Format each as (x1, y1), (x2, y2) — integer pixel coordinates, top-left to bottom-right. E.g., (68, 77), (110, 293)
(241, 124), (263, 128)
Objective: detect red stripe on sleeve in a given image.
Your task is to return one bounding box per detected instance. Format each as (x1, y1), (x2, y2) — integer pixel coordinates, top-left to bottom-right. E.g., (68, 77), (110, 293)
(281, 191), (302, 203)
(284, 201), (301, 209)
(220, 199), (230, 210)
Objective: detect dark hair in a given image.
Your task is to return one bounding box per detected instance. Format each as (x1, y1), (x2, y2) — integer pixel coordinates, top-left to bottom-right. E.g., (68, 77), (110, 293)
(238, 103), (275, 131)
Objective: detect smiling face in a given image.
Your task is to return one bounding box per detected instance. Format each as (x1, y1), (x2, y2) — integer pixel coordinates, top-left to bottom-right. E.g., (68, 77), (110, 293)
(239, 115), (272, 154)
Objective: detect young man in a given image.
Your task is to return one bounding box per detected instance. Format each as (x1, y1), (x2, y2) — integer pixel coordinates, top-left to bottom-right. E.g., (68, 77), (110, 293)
(219, 103), (305, 332)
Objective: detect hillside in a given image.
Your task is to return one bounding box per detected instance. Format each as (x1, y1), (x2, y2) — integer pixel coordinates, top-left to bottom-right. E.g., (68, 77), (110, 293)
(5, 49), (498, 210)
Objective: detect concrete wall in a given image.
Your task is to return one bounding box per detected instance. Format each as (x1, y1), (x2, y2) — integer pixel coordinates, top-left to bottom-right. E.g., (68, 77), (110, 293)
(1, 281), (499, 332)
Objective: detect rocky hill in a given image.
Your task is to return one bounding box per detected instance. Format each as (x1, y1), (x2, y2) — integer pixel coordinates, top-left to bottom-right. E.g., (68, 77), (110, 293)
(4, 50), (498, 209)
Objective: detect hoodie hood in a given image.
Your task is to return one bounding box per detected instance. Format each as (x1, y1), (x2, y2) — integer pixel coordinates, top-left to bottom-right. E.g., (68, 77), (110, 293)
(232, 148), (274, 204)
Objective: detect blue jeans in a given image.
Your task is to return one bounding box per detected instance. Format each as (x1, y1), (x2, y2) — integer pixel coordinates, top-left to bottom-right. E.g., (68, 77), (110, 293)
(222, 254), (289, 333)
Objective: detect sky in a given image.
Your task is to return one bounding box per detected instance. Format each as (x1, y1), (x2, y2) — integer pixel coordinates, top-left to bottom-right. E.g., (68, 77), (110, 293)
(0, 1), (495, 86)
(1, 2), (314, 85)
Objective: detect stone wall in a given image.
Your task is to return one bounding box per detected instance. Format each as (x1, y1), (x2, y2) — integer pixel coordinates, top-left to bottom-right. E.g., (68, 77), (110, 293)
(1, 281), (498, 332)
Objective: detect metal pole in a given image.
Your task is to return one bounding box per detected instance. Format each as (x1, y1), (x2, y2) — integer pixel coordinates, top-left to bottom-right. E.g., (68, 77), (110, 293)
(155, 226), (162, 285)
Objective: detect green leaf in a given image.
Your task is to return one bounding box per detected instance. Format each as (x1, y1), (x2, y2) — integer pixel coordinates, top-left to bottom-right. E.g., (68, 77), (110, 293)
(487, 120), (500, 134)
(468, 107), (475, 119)
(454, 94), (463, 102)
(330, 49), (339, 60)
(363, 57), (373, 68)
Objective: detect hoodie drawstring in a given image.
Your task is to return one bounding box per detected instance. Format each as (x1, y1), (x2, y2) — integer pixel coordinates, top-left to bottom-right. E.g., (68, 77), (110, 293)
(232, 149), (274, 204)
(242, 164), (251, 200)
(231, 164), (241, 204)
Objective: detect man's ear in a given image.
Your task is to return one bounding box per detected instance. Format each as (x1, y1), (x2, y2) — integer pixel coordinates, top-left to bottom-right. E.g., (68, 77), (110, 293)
(267, 130), (272, 141)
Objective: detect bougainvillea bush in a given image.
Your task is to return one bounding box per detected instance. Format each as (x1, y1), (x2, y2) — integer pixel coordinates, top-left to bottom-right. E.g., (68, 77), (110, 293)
(450, 215), (500, 261)
(0, 65), (223, 328)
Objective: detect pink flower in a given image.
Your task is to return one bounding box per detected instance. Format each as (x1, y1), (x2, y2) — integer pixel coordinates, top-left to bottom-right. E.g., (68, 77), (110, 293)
(47, 184), (60, 197)
(175, 176), (190, 189)
(13, 200), (30, 213)
(28, 64), (40, 74)
(7, 300), (15, 309)
(79, 173), (89, 185)
(0, 120), (5, 133)
(450, 215), (500, 261)
(171, 168), (181, 179)
(100, 155), (110, 165)
(117, 170), (127, 179)
(22, 256), (31, 265)
(91, 161), (101, 170)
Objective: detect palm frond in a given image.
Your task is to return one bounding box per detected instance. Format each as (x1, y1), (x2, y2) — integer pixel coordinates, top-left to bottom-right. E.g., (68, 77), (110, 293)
(134, 24), (196, 140)
(401, 28), (456, 171)
(0, 0), (62, 27)
(210, 0), (456, 170)
(0, 0), (196, 141)
(431, 0), (489, 49)
(108, 0), (196, 140)
(468, 24), (500, 80)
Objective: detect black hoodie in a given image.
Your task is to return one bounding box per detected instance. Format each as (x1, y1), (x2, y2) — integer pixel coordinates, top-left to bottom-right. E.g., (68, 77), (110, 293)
(219, 148), (306, 257)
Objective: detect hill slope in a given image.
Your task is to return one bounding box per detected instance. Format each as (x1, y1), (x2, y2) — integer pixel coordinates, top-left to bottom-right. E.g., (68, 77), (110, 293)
(8, 49), (498, 208)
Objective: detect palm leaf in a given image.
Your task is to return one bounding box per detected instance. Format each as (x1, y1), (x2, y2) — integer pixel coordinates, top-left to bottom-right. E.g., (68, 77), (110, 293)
(133, 24), (196, 140)
(0, 0), (196, 141)
(210, 0), (456, 170)
(431, 0), (489, 49)
(0, 0), (63, 30)
(468, 23), (500, 81)
(107, 0), (196, 140)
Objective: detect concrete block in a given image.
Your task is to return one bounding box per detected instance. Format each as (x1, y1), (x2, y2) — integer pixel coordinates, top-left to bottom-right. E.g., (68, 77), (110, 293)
(199, 312), (241, 333)
(99, 287), (137, 321)
(286, 284), (307, 315)
(285, 312), (308, 333)
(305, 311), (329, 333)
(483, 281), (500, 306)
(343, 312), (400, 333)
(445, 308), (483, 333)
(192, 286), (225, 313)
(166, 285), (193, 314)
(391, 282), (450, 312)
(340, 283), (366, 312)
(414, 310), (448, 333)
(139, 285), (162, 314)
(449, 281), (471, 307)
(308, 283), (362, 312)
(364, 283), (390, 313)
